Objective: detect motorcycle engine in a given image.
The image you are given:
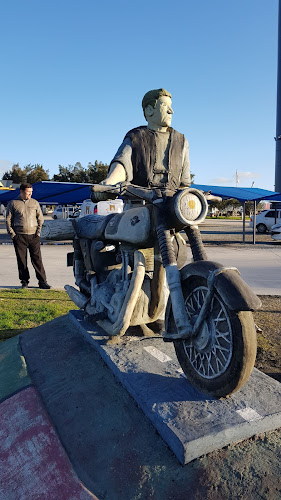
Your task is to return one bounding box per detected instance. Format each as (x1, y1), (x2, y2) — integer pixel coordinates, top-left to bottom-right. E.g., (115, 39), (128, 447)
(171, 188), (208, 229)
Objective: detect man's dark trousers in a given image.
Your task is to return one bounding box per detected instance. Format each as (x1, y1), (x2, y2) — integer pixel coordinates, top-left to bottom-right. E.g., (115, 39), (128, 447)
(13, 234), (47, 284)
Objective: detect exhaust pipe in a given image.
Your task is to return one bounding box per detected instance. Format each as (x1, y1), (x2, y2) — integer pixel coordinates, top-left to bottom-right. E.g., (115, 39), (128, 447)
(65, 285), (89, 309)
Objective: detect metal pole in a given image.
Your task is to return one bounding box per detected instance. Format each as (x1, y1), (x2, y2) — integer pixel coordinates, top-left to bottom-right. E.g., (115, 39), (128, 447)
(275, 0), (281, 192)
(252, 200), (256, 245)
(243, 201), (246, 242)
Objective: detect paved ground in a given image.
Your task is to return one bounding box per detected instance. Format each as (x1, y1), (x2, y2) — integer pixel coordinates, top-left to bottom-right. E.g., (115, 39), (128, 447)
(0, 243), (76, 289)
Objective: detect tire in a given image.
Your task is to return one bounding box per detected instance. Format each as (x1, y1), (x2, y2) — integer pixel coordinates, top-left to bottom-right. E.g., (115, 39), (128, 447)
(172, 276), (257, 398)
(53, 215), (57, 219)
(256, 223), (267, 233)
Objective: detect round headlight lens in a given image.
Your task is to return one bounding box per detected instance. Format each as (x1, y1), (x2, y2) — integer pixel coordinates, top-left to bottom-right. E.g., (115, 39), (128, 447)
(173, 189), (208, 226)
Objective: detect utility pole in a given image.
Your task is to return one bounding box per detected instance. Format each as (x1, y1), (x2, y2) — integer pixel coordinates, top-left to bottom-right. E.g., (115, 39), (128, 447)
(275, 0), (281, 192)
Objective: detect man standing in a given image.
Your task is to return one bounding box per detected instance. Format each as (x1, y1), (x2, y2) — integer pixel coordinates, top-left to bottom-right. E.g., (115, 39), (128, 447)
(97, 88), (190, 189)
(6, 183), (51, 289)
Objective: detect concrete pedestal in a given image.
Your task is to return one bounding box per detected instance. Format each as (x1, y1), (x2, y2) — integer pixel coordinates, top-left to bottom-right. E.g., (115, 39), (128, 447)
(69, 310), (281, 465)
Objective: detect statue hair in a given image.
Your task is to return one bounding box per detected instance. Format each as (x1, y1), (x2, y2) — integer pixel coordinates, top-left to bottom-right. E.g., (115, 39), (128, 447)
(142, 88), (172, 119)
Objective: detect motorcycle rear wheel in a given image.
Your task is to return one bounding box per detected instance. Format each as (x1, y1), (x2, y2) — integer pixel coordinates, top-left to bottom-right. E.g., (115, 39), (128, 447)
(173, 276), (257, 398)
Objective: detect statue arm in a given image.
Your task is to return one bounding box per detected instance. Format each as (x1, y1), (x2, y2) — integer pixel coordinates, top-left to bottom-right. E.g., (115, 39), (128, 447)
(102, 137), (133, 185)
(103, 162), (127, 185)
(93, 138), (132, 199)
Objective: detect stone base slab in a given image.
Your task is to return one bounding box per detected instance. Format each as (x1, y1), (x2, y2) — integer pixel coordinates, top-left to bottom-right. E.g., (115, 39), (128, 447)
(69, 310), (281, 465)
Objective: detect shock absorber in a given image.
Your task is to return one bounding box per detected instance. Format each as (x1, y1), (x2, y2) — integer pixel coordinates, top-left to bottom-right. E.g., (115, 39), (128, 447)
(185, 225), (208, 261)
(156, 224), (177, 267)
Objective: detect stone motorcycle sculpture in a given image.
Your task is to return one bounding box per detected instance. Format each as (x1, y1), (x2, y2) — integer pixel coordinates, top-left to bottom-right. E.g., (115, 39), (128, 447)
(65, 183), (260, 398)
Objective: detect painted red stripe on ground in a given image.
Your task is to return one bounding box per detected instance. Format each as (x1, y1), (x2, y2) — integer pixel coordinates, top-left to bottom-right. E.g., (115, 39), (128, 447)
(0, 386), (97, 499)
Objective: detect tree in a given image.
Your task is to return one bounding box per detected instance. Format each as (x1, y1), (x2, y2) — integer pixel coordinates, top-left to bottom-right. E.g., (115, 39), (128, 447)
(52, 161), (109, 184)
(3, 163), (49, 184)
(87, 161), (108, 183)
(72, 162), (91, 183)
(209, 198), (242, 216)
(3, 164), (27, 183)
(244, 201), (265, 216)
(26, 164), (49, 183)
(53, 165), (75, 182)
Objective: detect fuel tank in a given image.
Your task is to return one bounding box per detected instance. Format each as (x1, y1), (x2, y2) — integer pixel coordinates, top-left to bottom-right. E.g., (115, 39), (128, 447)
(104, 206), (151, 245)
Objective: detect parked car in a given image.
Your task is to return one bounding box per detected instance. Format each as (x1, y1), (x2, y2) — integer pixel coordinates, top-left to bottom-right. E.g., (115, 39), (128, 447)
(249, 209), (281, 233)
(52, 199), (124, 220)
(52, 205), (81, 219)
(270, 223), (281, 241)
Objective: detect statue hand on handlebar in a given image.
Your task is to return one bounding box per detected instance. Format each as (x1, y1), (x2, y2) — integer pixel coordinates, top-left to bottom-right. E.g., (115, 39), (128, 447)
(90, 182), (122, 203)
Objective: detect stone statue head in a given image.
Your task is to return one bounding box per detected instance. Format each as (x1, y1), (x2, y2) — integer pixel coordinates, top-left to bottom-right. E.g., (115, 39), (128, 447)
(142, 88), (173, 130)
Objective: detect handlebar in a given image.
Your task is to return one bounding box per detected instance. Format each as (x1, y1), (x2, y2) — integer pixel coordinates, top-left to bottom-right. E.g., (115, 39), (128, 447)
(91, 183), (155, 203)
(91, 183), (219, 204)
(91, 184), (120, 193)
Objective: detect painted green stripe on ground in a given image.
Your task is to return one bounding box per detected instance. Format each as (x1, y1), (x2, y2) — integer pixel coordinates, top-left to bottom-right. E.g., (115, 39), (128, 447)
(0, 336), (32, 401)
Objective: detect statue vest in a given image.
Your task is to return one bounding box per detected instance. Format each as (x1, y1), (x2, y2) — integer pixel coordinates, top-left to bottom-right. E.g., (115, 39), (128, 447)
(124, 126), (185, 189)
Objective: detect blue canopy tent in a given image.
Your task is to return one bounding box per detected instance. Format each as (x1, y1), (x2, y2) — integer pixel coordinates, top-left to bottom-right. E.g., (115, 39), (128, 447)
(0, 181), (93, 205)
(192, 184), (281, 203)
(1, 181), (280, 205)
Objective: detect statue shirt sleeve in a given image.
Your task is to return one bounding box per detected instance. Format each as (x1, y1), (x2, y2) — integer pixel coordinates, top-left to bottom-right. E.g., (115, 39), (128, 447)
(109, 137), (133, 182)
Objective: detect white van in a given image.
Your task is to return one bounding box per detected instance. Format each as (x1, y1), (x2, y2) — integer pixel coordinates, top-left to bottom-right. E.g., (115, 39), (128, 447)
(79, 199), (123, 217)
(249, 209), (281, 233)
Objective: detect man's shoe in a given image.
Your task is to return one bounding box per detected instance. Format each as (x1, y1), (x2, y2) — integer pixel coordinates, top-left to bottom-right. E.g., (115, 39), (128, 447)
(39, 282), (51, 289)
(21, 282), (28, 289)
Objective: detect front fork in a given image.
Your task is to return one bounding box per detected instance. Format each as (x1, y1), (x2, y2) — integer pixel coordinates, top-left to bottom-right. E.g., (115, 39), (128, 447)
(184, 225), (208, 262)
(156, 214), (224, 340)
(154, 212), (206, 339)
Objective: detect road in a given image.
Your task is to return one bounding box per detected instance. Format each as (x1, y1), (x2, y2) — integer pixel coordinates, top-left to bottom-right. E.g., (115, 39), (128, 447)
(200, 218), (273, 246)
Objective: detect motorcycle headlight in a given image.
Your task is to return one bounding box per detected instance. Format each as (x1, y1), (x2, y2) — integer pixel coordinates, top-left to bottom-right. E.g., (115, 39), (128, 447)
(172, 188), (208, 227)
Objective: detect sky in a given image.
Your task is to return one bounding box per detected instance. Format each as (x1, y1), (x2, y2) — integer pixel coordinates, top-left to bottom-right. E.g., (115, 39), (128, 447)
(0, 0), (279, 191)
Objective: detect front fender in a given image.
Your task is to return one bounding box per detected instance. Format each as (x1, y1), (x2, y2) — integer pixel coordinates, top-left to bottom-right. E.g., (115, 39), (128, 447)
(180, 260), (261, 312)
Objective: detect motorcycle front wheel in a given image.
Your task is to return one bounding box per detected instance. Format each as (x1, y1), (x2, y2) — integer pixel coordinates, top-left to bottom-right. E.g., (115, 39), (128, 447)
(173, 276), (257, 398)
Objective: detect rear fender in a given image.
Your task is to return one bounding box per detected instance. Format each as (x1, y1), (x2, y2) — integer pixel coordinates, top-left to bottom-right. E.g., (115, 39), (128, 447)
(180, 260), (261, 312)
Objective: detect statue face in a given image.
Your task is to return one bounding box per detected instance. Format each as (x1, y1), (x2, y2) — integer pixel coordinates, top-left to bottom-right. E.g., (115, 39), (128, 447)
(147, 95), (174, 129)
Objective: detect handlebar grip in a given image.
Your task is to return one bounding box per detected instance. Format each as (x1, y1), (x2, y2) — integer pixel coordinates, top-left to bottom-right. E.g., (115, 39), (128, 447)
(90, 192), (117, 203)
(91, 184), (118, 193)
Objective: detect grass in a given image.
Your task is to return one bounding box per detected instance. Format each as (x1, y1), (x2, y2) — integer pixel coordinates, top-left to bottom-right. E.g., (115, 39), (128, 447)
(0, 288), (78, 342)
(1, 290), (280, 379)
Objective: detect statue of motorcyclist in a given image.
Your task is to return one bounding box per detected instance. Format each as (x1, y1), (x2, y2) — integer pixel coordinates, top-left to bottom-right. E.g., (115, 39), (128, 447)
(89, 89), (192, 337)
(91, 89), (191, 273)
(94, 88), (191, 192)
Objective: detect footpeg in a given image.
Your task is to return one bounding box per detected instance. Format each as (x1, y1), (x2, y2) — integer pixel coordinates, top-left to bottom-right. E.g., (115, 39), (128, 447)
(162, 330), (192, 341)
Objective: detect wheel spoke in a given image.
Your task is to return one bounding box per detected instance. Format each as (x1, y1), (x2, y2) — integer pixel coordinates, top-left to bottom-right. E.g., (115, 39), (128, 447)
(215, 331), (231, 342)
(206, 353), (216, 377)
(213, 349), (224, 372)
(215, 342), (231, 352)
(184, 286), (233, 379)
